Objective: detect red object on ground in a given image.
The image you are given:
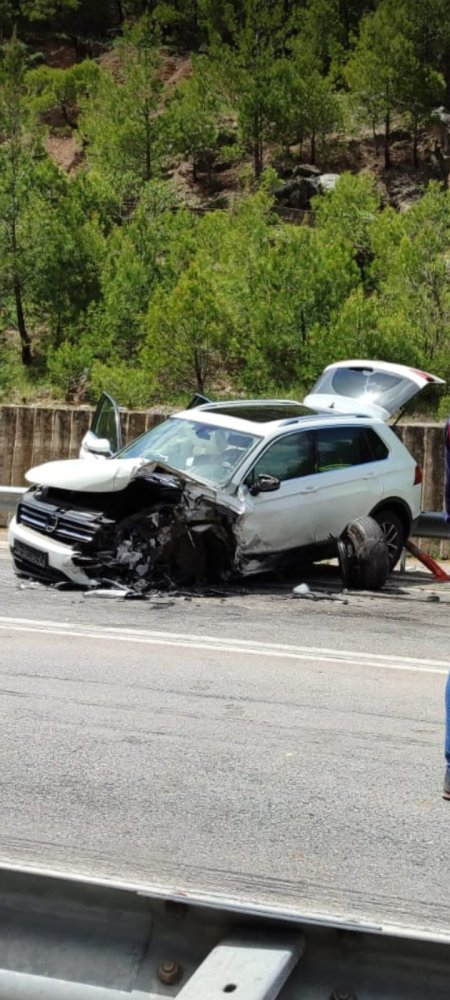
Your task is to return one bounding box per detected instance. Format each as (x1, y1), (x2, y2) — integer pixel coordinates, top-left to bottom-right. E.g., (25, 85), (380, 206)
(405, 539), (450, 582)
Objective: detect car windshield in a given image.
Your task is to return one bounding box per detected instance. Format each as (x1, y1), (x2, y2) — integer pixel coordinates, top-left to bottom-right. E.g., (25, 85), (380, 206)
(117, 417), (261, 487)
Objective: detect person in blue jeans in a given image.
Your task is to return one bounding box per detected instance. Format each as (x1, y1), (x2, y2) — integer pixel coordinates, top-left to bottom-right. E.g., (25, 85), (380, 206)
(445, 673), (450, 799)
(446, 418), (450, 523)
(444, 421), (450, 798)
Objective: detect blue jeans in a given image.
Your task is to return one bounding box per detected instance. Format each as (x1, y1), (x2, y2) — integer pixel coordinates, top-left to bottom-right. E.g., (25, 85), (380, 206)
(446, 673), (450, 767)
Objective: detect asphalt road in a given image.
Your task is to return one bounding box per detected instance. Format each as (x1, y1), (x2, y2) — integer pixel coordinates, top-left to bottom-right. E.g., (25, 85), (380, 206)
(1, 546), (450, 939)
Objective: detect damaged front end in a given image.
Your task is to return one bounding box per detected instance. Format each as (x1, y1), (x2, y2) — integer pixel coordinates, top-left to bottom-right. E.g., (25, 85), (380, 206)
(15, 466), (240, 591)
(87, 477), (239, 591)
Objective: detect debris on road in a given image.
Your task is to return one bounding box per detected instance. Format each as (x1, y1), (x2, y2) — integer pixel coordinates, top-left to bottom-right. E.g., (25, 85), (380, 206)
(292, 582), (349, 604)
(83, 587), (147, 599)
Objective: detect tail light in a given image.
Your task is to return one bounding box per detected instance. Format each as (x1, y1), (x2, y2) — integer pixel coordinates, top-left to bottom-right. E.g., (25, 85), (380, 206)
(414, 464), (423, 485)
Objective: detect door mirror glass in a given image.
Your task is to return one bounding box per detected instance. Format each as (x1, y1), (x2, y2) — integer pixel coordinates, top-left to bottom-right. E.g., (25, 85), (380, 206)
(250, 473), (281, 496)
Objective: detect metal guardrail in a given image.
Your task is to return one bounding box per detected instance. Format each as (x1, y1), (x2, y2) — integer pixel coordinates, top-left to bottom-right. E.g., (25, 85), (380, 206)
(0, 487), (25, 517)
(0, 863), (449, 998)
(412, 511), (450, 539)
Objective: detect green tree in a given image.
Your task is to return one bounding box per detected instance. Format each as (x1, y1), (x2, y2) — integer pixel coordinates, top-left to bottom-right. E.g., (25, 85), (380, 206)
(0, 34), (38, 364)
(402, 0), (450, 69)
(27, 59), (100, 130)
(28, 178), (104, 346)
(313, 172), (381, 284)
(298, 0), (376, 74)
(194, 189), (277, 377)
(345, 0), (446, 169)
(208, 0), (290, 176)
(198, 0), (252, 38)
(345, 1), (402, 169)
(144, 253), (227, 394)
(168, 189), (360, 394)
(79, 15), (163, 201)
(0, 0), (80, 33)
(393, 32), (445, 166)
(163, 59), (221, 181)
(89, 228), (149, 362)
(0, 38), (105, 376)
(87, 181), (198, 376)
(274, 43), (344, 163)
(230, 224), (360, 390)
(371, 184), (450, 375)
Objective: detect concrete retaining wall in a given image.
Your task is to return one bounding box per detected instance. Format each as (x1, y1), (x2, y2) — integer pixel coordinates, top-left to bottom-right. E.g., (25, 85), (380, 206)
(0, 406), (447, 549)
(0, 404), (170, 488)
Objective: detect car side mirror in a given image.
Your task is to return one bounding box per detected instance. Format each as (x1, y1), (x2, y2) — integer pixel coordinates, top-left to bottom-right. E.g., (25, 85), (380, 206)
(81, 430), (113, 458)
(249, 474), (281, 496)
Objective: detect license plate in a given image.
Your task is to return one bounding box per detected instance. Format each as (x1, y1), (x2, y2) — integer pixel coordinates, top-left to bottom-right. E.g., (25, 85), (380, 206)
(14, 540), (48, 569)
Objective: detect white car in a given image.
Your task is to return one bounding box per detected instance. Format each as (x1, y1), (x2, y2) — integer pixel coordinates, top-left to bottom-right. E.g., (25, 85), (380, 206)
(9, 360), (444, 591)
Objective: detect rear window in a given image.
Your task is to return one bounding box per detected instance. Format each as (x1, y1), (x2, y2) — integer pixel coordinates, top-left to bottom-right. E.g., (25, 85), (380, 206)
(310, 366), (417, 413)
(320, 368), (402, 398)
(315, 426), (388, 472)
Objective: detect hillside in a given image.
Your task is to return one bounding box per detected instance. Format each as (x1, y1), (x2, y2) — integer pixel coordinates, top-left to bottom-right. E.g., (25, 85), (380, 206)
(0, 1), (450, 415)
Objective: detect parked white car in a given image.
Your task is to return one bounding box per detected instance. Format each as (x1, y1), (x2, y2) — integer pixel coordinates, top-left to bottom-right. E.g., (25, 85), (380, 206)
(9, 360), (444, 591)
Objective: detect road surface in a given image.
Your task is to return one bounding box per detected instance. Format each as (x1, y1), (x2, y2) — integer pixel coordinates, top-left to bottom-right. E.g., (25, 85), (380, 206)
(1, 546), (450, 938)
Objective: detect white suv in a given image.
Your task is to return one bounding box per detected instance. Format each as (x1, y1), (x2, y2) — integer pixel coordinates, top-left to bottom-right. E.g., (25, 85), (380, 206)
(9, 360), (443, 591)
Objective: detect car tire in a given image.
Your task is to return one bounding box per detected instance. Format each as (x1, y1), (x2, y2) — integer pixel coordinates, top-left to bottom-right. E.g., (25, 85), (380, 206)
(337, 515), (390, 591)
(371, 508), (405, 570)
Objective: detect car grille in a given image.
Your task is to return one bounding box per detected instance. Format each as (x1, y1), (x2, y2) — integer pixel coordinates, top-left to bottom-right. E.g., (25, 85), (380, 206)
(17, 493), (113, 547)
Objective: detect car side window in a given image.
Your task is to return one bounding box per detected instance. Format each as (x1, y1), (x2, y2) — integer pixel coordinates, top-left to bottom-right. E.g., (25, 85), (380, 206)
(249, 431), (315, 484)
(365, 427), (389, 461)
(314, 426), (388, 472)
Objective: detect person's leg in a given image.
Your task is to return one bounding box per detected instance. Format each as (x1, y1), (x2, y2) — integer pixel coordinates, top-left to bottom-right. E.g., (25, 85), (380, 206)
(443, 672), (450, 799)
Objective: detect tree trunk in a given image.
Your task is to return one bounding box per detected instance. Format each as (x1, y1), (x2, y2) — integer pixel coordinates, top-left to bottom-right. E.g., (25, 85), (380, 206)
(194, 348), (204, 393)
(384, 110), (391, 170)
(61, 102), (78, 130)
(145, 122), (151, 181)
(339, 0), (351, 50)
(310, 130), (316, 165)
(432, 142), (449, 189)
(253, 112), (263, 177)
(13, 273), (32, 366)
(372, 122), (378, 151)
(412, 118), (419, 168)
(253, 140), (263, 177)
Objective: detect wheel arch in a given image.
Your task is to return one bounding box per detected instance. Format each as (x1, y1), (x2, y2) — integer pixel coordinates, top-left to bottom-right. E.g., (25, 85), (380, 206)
(369, 499), (412, 536)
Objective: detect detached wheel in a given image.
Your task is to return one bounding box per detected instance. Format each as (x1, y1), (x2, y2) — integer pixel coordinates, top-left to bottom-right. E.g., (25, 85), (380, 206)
(338, 515), (390, 591)
(372, 508), (405, 570)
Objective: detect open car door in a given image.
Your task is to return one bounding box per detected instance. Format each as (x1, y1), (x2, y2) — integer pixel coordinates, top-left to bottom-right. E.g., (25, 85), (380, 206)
(79, 392), (124, 460)
(304, 360), (445, 420)
(79, 392), (211, 460)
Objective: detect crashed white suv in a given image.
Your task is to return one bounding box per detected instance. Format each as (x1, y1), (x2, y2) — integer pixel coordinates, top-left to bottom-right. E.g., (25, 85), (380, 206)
(9, 360), (443, 591)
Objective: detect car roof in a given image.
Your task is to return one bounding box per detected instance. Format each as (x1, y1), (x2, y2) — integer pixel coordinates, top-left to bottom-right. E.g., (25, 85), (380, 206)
(175, 399), (382, 437)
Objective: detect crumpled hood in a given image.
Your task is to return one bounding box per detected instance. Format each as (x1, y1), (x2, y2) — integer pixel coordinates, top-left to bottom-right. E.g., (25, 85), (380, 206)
(25, 457), (150, 493)
(24, 457), (245, 516)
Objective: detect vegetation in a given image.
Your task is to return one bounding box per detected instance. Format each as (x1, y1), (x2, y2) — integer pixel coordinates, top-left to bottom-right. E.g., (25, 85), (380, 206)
(1, 0), (450, 408)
